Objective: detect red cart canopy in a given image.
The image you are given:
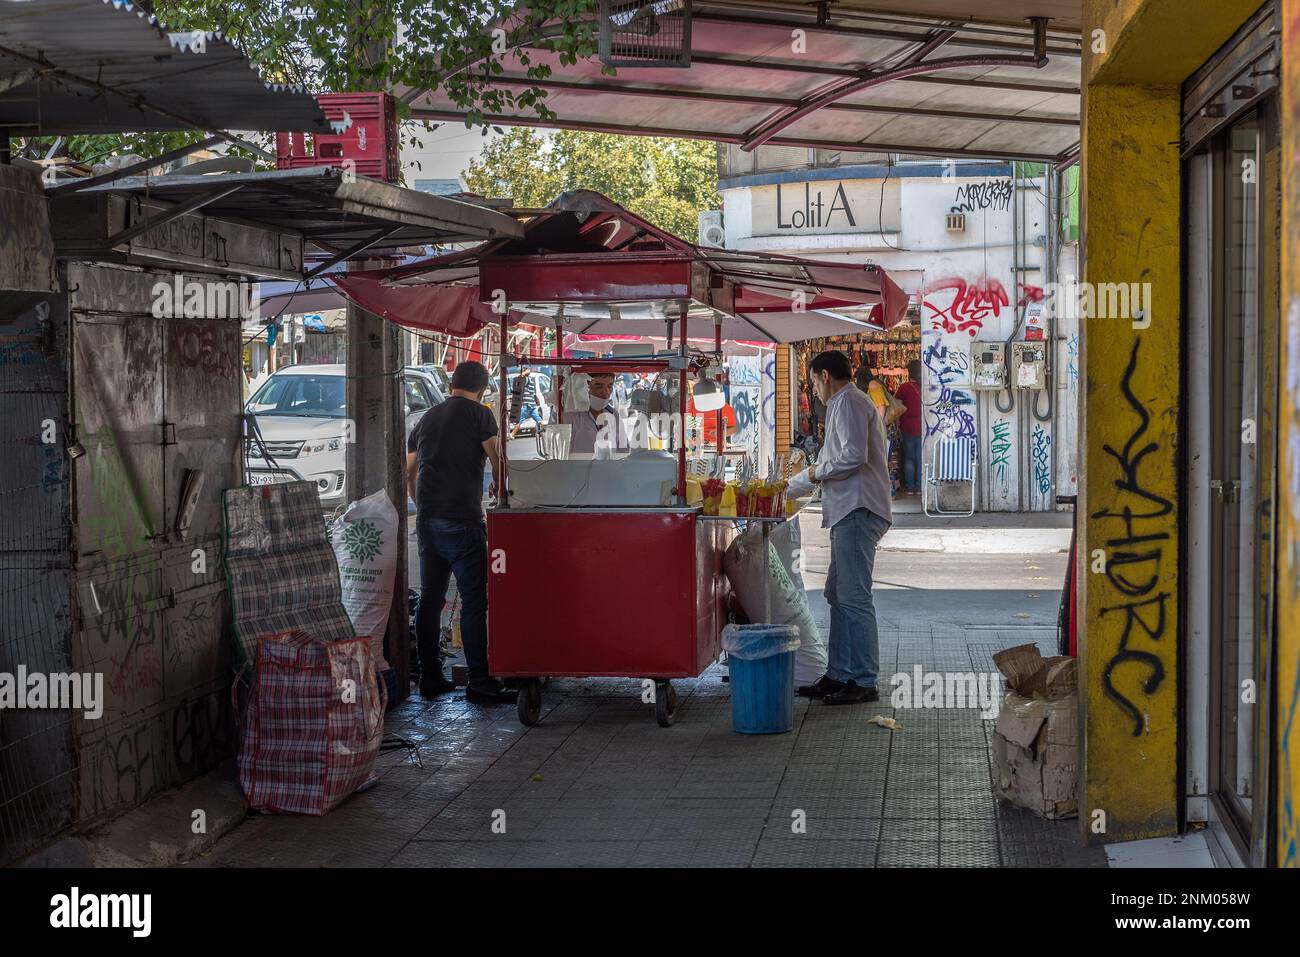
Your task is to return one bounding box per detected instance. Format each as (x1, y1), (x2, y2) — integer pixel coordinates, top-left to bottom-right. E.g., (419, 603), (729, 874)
(329, 190), (909, 344)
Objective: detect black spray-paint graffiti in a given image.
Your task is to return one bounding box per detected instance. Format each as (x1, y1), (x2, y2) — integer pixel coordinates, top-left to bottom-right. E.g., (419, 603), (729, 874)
(1091, 339), (1171, 737)
(951, 179), (1013, 214)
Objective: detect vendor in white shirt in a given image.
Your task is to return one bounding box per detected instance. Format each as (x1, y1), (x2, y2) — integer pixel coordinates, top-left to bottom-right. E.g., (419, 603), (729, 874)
(569, 373), (631, 456)
(785, 349), (892, 707)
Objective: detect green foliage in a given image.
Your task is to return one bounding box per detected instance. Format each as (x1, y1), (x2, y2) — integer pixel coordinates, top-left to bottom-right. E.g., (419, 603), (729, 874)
(463, 128), (720, 240)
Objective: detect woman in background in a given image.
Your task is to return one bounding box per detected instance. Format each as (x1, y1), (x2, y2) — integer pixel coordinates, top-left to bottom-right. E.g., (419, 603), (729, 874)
(854, 358), (903, 497)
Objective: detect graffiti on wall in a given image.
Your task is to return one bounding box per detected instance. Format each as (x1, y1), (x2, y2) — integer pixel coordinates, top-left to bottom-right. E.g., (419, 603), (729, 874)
(950, 179), (1013, 214)
(990, 420), (1012, 486)
(1032, 425), (1052, 497)
(729, 356), (762, 462)
(1066, 332), (1079, 392)
(922, 333), (975, 439)
(922, 277), (1009, 337)
(1091, 339), (1171, 737)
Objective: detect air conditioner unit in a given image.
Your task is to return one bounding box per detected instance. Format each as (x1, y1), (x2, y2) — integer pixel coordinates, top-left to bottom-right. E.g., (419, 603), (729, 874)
(698, 209), (725, 248)
(946, 212), (966, 232)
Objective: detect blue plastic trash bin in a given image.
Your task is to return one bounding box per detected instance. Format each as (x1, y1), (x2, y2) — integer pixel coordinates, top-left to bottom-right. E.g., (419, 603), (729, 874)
(722, 624), (801, 734)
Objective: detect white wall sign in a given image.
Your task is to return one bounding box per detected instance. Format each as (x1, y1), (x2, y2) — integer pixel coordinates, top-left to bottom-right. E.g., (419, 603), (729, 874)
(750, 179), (901, 237)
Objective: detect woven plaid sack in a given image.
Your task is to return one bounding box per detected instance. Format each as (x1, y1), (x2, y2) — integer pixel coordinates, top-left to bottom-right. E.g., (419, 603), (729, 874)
(239, 630), (386, 815)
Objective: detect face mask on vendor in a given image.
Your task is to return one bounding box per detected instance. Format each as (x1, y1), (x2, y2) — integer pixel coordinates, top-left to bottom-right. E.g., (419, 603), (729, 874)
(587, 376), (614, 414)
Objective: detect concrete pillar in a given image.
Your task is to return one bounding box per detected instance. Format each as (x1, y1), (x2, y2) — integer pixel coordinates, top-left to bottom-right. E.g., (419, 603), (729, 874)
(345, 290), (409, 701)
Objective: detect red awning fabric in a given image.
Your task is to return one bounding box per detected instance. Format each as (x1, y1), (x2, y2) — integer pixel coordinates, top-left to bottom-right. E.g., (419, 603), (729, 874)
(330, 190), (910, 344)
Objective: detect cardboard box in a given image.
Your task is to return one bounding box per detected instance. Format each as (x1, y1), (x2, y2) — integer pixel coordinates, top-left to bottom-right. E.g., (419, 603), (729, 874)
(990, 644), (1078, 819)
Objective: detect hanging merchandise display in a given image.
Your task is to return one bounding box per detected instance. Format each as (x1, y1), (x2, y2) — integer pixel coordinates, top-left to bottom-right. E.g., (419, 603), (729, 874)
(793, 321), (922, 496)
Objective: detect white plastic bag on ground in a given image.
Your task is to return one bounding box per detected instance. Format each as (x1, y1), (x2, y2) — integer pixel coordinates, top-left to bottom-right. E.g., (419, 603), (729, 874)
(330, 489), (398, 670)
(722, 519), (827, 685)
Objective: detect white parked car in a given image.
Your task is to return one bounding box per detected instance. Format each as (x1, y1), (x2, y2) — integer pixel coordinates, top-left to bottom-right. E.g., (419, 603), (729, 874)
(244, 363), (443, 506)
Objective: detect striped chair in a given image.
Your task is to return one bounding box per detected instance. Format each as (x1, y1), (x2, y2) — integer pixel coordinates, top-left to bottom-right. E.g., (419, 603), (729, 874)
(923, 436), (977, 517)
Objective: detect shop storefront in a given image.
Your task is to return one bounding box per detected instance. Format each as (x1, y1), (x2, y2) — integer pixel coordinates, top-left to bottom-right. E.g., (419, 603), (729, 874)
(793, 320), (924, 495)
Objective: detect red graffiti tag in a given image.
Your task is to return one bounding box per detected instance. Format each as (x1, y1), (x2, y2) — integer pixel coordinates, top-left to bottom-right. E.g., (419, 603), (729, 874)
(922, 277), (1009, 336)
(1018, 283), (1045, 307)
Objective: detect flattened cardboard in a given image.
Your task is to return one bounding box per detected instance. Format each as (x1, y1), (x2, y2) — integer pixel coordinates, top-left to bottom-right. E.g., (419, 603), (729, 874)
(989, 645), (1080, 820)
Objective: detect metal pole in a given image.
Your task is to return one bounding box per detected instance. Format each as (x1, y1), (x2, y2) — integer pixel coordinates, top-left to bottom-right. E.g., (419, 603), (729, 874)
(762, 521), (772, 623)
(497, 313), (509, 507)
(344, 6), (407, 700)
(714, 321), (724, 458)
(678, 303), (688, 504)
(554, 319), (563, 424)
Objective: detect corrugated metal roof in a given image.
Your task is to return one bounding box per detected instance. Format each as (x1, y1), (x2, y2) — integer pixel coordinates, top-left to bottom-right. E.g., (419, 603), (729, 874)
(0, 0), (328, 134)
(402, 0), (1081, 163)
(71, 166), (524, 249)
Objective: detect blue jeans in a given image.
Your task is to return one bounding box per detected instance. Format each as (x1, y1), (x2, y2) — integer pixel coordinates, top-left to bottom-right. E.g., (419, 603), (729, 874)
(902, 433), (923, 492)
(824, 508), (890, 688)
(416, 517), (489, 684)
(516, 402), (543, 426)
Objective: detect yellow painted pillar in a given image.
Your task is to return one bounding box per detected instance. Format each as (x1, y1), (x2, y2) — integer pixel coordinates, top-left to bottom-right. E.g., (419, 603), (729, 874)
(1276, 0), (1300, 868)
(1079, 0), (1265, 845)
(1078, 82), (1182, 843)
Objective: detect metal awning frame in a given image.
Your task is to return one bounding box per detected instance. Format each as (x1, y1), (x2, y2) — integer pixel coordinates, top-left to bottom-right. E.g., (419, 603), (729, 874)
(400, 1), (1082, 163)
(61, 166), (524, 277)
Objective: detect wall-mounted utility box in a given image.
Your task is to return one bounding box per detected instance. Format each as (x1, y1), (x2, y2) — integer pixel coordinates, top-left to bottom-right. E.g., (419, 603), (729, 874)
(1011, 341), (1048, 390)
(971, 341), (1008, 390)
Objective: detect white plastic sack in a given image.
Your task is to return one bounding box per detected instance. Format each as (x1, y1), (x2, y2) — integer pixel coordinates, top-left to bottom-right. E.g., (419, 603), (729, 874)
(721, 519), (827, 685)
(562, 368), (590, 413)
(330, 489), (398, 670)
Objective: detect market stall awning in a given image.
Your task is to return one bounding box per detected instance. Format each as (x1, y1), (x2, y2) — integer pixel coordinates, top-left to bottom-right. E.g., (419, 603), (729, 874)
(330, 189), (908, 344)
(0, 0), (329, 135)
(69, 167), (524, 259)
(400, 1), (1081, 164)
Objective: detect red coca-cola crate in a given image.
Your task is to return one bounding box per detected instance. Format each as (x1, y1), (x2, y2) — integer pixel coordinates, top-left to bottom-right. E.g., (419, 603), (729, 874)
(276, 92), (399, 184)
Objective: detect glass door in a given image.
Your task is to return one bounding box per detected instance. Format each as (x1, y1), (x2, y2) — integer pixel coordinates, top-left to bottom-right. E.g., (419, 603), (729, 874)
(1198, 99), (1279, 864)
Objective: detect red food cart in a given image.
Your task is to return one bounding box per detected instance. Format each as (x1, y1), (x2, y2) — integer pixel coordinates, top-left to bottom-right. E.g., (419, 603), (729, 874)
(331, 190), (911, 726)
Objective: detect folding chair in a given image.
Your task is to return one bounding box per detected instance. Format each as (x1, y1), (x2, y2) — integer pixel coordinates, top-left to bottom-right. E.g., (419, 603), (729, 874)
(923, 435), (977, 517)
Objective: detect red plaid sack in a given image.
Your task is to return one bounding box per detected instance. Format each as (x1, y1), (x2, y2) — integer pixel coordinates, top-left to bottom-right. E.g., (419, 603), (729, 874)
(239, 630), (386, 815)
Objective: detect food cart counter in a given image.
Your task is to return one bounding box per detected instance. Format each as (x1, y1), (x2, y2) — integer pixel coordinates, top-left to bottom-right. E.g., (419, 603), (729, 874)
(487, 506), (733, 726)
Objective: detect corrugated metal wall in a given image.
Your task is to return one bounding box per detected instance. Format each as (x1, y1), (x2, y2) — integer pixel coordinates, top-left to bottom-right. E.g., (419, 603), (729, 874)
(0, 290), (75, 864)
(65, 263), (237, 830)
(1, 259), (243, 863)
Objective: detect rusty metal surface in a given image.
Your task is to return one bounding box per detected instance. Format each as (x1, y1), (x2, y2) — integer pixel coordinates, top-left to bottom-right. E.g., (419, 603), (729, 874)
(52, 263), (238, 839)
(0, 166), (56, 293)
(51, 194), (304, 281)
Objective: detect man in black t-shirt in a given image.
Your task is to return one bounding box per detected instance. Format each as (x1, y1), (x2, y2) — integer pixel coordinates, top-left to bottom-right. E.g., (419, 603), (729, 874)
(406, 361), (516, 705)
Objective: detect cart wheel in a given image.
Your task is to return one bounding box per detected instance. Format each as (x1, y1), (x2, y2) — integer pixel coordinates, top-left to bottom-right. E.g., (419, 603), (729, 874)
(517, 680), (542, 726)
(654, 680), (677, 727)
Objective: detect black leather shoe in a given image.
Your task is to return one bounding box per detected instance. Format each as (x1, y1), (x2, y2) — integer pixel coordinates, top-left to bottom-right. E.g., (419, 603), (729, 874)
(419, 673), (456, 698)
(465, 678), (518, 705)
(797, 675), (846, 699)
(823, 681), (879, 706)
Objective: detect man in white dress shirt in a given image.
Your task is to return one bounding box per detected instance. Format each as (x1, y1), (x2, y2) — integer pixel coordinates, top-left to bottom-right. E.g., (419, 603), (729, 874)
(786, 350), (893, 705)
(568, 373), (631, 456)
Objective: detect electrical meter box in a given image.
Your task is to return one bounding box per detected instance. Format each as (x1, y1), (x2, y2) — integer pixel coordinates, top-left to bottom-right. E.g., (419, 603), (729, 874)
(1012, 341), (1048, 390)
(972, 342), (1008, 390)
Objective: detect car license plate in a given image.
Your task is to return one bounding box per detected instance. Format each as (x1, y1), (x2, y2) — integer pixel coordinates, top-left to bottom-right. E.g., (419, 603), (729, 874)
(248, 471), (291, 487)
